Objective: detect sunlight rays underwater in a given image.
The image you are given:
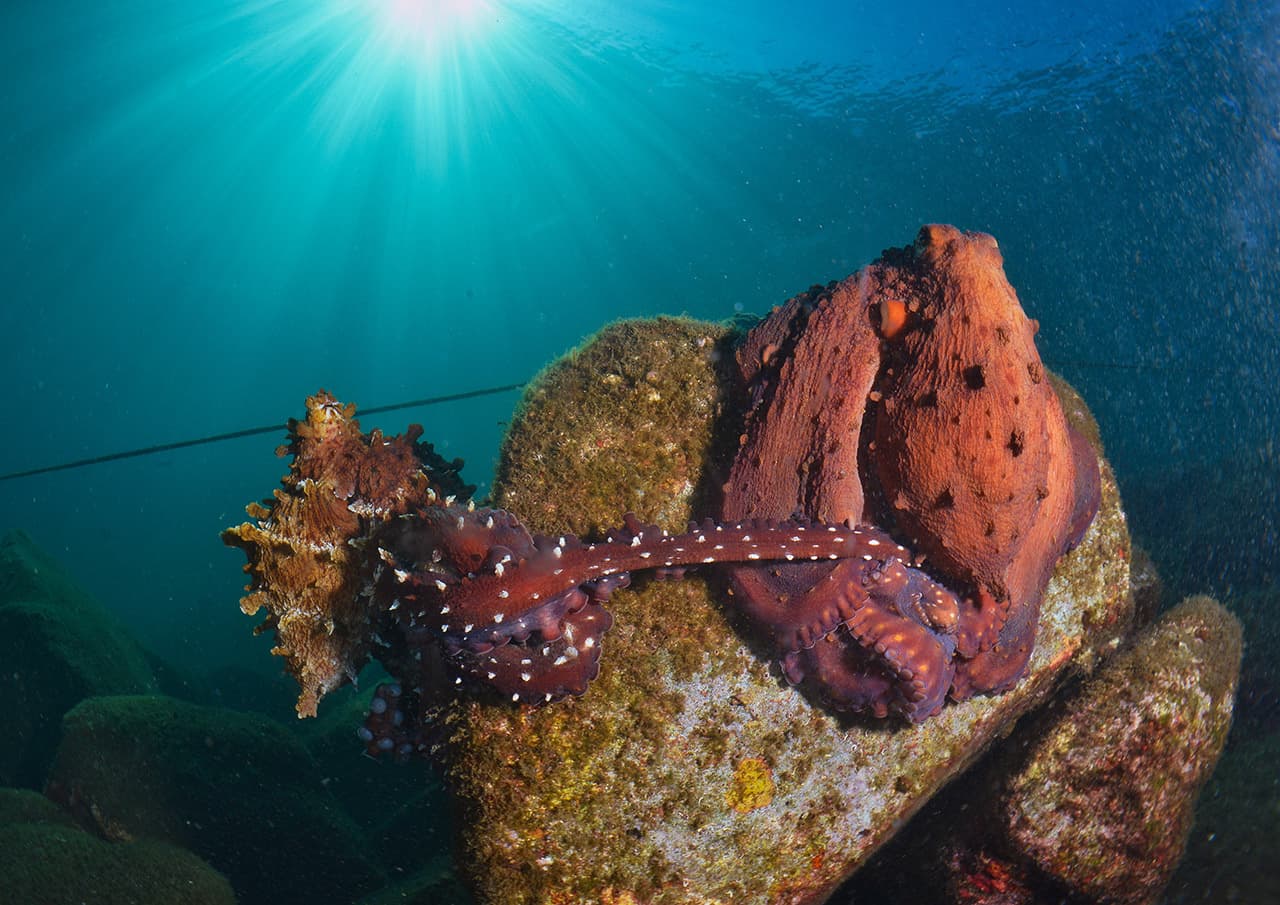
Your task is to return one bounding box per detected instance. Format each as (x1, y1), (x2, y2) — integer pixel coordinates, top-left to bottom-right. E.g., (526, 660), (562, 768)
(3, 0), (785, 487)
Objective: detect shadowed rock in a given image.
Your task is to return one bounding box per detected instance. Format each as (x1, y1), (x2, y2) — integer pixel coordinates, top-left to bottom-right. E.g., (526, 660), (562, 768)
(0, 530), (156, 787)
(448, 315), (1131, 904)
(45, 694), (384, 905)
(0, 787), (234, 905)
(981, 595), (1240, 905)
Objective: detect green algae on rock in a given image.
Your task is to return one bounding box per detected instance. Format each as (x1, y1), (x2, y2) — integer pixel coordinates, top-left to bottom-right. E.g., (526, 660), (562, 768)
(493, 316), (736, 535)
(0, 787), (77, 829)
(0, 787), (235, 905)
(446, 317), (1132, 905)
(997, 595), (1242, 905)
(0, 824), (238, 905)
(0, 530), (157, 787)
(45, 694), (385, 905)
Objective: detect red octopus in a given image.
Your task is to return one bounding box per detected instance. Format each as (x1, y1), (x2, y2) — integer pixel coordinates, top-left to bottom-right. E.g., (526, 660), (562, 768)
(226, 226), (1102, 758)
(720, 225), (1101, 719)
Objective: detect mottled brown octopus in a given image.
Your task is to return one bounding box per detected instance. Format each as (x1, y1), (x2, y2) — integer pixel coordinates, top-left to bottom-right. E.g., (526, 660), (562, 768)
(720, 224), (1101, 720)
(225, 225), (1101, 760)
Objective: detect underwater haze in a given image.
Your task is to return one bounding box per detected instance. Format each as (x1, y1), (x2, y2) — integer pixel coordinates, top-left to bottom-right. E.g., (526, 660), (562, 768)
(1, 0), (1277, 902)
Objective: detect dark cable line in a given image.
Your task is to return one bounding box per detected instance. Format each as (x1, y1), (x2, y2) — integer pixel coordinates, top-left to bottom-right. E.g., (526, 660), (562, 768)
(0, 352), (1223, 484)
(0, 382), (525, 484)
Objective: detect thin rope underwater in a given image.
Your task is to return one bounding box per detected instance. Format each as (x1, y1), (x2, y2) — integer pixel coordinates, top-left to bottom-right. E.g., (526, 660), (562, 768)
(0, 382), (525, 483)
(0, 351), (1219, 484)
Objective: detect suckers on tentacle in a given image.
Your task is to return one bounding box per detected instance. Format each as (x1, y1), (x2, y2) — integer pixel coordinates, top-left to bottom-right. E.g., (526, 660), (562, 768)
(362, 505), (960, 717)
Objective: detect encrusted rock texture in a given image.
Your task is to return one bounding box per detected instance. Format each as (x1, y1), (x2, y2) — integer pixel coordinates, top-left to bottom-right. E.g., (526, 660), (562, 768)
(45, 694), (386, 905)
(0, 788), (236, 905)
(992, 594), (1241, 904)
(446, 316), (1132, 904)
(823, 595), (1243, 905)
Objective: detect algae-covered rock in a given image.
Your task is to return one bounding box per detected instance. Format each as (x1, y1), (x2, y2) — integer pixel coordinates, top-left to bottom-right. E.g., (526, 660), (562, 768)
(447, 318), (1133, 904)
(0, 787), (77, 828)
(45, 694), (383, 905)
(841, 595), (1243, 905)
(0, 824), (238, 905)
(995, 595), (1241, 905)
(0, 530), (157, 787)
(0, 786), (235, 905)
(0, 527), (122, 608)
(494, 316), (737, 534)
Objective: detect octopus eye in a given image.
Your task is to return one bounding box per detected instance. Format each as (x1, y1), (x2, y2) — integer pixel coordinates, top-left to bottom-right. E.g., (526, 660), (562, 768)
(879, 298), (908, 338)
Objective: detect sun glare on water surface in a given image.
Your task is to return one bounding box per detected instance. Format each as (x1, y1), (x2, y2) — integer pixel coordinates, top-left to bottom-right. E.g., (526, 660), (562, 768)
(378, 0), (495, 56)
(220, 0), (524, 165)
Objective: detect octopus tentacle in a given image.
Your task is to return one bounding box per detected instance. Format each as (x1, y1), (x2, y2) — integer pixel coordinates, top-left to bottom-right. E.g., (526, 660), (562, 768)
(226, 311), (1105, 747)
(952, 585), (1009, 660)
(382, 512), (898, 635)
(724, 527), (912, 655)
(843, 596), (956, 721)
(455, 604), (614, 704)
(367, 506), (942, 706)
(761, 553), (963, 721)
(782, 632), (899, 719)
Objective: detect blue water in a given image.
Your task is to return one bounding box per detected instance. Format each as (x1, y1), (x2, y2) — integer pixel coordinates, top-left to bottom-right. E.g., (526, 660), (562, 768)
(1, 0), (1277, 900)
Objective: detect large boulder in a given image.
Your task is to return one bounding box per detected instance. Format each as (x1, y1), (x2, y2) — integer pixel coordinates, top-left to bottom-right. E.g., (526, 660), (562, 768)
(921, 595), (1241, 905)
(993, 595), (1240, 903)
(45, 694), (384, 905)
(0, 786), (235, 905)
(444, 317), (1132, 903)
(0, 530), (156, 787)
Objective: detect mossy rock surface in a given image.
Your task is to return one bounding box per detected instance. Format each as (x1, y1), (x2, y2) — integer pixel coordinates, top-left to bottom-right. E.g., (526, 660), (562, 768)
(494, 316), (737, 533)
(447, 318), (1133, 905)
(0, 787), (76, 828)
(1001, 595), (1242, 905)
(0, 530), (157, 787)
(46, 693), (383, 905)
(0, 528), (119, 609)
(0, 813), (235, 905)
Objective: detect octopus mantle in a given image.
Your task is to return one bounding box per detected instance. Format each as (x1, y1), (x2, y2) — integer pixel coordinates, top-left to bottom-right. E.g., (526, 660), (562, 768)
(721, 224), (1100, 716)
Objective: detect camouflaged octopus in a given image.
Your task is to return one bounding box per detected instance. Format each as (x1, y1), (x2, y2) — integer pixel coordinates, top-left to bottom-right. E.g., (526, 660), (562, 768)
(225, 225), (1101, 757)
